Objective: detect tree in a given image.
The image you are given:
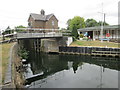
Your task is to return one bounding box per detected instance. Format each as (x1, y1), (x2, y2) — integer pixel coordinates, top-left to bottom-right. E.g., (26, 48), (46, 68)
(4, 26), (11, 34)
(15, 25), (26, 32)
(15, 25), (26, 28)
(66, 19), (71, 30)
(67, 16), (85, 39)
(71, 24), (79, 39)
(69, 16), (85, 30)
(97, 21), (109, 26)
(85, 19), (98, 27)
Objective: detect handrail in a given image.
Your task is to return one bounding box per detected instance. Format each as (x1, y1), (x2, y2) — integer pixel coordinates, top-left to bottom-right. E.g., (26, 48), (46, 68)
(17, 33), (63, 39)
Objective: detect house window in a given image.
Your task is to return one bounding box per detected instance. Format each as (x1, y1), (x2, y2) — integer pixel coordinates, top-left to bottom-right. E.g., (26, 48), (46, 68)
(31, 21), (32, 26)
(52, 20), (54, 26)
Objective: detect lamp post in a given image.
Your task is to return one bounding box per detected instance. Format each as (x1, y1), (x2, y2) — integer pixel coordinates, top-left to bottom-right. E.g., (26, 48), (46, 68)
(98, 3), (106, 42)
(98, 12), (105, 42)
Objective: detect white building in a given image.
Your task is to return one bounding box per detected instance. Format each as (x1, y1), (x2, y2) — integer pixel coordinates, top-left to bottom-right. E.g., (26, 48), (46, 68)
(78, 25), (120, 42)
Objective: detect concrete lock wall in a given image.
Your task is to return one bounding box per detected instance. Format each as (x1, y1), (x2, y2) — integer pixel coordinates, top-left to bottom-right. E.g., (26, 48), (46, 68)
(17, 36), (73, 53)
(40, 37), (73, 53)
(41, 39), (59, 53)
(58, 37), (73, 46)
(67, 37), (73, 46)
(59, 46), (120, 53)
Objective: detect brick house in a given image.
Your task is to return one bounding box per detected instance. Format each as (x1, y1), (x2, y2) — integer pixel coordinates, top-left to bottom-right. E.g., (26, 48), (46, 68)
(28, 9), (58, 29)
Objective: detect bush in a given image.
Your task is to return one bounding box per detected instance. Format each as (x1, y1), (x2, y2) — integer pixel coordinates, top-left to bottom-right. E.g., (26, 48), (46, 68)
(83, 37), (88, 40)
(18, 48), (29, 59)
(79, 34), (84, 38)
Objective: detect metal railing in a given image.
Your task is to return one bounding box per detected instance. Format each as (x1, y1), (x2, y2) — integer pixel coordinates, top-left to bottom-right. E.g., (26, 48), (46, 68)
(17, 33), (63, 39)
(14, 28), (63, 39)
(15, 28), (61, 33)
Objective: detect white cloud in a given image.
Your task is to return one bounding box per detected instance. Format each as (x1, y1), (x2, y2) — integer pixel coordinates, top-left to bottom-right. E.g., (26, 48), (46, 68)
(0, 0), (119, 30)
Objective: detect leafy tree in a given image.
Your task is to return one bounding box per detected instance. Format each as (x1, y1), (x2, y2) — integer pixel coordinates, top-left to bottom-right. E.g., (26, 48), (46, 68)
(67, 19), (71, 30)
(67, 16), (85, 39)
(15, 25), (26, 32)
(97, 21), (109, 26)
(4, 26), (12, 34)
(69, 16), (85, 30)
(15, 25), (26, 28)
(85, 19), (109, 27)
(71, 24), (79, 39)
(85, 19), (98, 27)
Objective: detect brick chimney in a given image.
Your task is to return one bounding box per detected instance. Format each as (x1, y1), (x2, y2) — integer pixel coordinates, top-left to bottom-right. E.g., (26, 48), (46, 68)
(41, 9), (45, 15)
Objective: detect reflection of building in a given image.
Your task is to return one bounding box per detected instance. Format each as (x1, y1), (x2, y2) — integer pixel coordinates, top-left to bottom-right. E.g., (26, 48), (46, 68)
(78, 25), (120, 42)
(28, 9), (58, 29)
(67, 61), (73, 69)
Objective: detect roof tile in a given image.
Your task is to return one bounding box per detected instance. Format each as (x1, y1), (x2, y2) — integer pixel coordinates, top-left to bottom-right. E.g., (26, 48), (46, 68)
(30, 13), (53, 21)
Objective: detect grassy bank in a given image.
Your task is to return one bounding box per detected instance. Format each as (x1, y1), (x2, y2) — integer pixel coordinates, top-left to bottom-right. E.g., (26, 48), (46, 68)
(12, 43), (25, 88)
(0, 37), (11, 42)
(70, 40), (119, 48)
(0, 43), (15, 84)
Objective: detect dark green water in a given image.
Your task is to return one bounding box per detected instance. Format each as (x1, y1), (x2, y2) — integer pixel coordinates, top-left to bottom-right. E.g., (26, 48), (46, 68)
(24, 51), (120, 88)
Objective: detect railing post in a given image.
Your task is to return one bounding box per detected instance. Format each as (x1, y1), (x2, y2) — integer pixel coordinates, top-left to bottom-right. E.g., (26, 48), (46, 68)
(17, 28), (63, 39)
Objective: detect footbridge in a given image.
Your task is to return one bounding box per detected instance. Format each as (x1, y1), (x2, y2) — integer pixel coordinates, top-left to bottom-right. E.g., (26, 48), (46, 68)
(16, 28), (63, 39)
(17, 32), (63, 39)
(16, 28), (70, 53)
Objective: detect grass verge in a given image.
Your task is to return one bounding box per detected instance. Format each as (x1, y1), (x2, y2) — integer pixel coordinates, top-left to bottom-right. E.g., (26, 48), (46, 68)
(0, 43), (15, 84)
(0, 37), (11, 42)
(70, 40), (119, 48)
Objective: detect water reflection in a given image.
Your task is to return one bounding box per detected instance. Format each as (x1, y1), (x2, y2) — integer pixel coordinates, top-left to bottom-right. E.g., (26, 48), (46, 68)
(24, 51), (119, 88)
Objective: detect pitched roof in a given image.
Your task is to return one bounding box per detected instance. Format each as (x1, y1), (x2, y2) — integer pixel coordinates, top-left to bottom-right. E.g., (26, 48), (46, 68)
(29, 13), (58, 21)
(78, 25), (119, 32)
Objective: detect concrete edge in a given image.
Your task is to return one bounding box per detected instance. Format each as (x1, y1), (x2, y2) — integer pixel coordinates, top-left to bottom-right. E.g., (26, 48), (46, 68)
(3, 42), (17, 87)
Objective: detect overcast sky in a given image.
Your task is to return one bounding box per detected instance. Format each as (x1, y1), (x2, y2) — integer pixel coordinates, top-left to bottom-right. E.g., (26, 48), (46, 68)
(0, 0), (119, 30)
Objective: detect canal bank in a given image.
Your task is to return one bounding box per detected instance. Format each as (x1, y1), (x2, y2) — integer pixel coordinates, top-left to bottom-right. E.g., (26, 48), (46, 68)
(59, 46), (120, 57)
(1, 43), (14, 88)
(2, 42), (25, 89)
(13, 43), (25, 88)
